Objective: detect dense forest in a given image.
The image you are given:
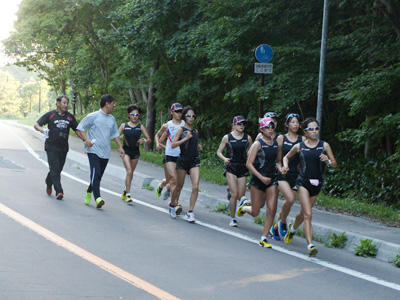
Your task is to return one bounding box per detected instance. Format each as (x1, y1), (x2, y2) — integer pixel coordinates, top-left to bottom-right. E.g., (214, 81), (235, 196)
(3, 0), (400, 205)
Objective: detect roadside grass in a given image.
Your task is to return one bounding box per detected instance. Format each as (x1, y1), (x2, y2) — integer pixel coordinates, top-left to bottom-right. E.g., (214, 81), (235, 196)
(325, 232), (348, 249)
(316, 193), (400, 227)
(213, 203), (230, 216)
(389, 253), (400, 268)
(354, 239), (377, 257)
(19, 117), (400, 227)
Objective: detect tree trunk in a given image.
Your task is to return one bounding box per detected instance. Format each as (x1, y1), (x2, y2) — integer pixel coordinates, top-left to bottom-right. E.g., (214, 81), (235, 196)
(145, 59), (160, 151)
(364, 115), (371, 159)
(128, 88), (135, 103)
(385, 134), (392, 156)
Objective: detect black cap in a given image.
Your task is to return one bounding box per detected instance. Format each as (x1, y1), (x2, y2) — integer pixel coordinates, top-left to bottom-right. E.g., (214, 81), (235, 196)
(170, 103), (183, 111)
(232, 115), (246, 124)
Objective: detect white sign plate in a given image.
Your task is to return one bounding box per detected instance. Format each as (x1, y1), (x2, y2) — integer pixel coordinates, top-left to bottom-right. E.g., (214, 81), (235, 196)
(254, 63), (273, 74)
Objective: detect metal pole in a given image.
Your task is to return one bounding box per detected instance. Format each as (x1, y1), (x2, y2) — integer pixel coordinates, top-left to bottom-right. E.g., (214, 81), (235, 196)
(316, 0), (329, 128)
(259, 74), (265, 118)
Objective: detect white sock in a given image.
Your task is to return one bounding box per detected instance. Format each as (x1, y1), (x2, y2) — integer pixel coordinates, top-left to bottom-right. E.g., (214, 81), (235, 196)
(126, 193), (131, 197)
(290, 224), (297, 232)
(261, 235), (267, 241)
(307, 244), (315, 249)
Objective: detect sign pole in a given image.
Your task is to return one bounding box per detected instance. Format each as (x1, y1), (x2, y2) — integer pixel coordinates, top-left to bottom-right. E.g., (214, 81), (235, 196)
(254, 44), (273, 119)
(259, 74), (264, 118)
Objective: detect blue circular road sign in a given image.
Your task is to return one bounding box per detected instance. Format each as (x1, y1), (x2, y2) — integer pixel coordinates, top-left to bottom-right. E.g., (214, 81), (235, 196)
(255, 44), (273, 63)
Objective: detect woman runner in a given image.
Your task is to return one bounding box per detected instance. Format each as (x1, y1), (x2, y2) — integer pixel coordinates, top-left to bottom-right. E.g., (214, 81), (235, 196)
(120, 104), (151, 202)
(155, 103), (184, 203)
(282, 117), (336, 256)
(237, 117), (282, 248)
(217, 115), (252, 227)
(270, 113), (303, 239)
(171, 106), (202, 222)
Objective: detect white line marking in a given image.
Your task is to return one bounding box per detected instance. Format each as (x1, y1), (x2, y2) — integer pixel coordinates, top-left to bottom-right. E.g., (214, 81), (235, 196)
(13, 129), (400, 292)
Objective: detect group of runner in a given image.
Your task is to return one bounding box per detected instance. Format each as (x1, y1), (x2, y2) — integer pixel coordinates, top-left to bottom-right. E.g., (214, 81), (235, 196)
(35, 94), (336, 257)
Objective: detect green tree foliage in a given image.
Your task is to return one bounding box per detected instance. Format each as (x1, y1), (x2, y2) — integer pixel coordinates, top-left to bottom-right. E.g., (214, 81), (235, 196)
(3, 0), (400, 204)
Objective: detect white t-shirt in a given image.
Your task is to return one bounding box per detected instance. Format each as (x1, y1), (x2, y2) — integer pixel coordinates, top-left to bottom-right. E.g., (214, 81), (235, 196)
(165, 120), (185, 157)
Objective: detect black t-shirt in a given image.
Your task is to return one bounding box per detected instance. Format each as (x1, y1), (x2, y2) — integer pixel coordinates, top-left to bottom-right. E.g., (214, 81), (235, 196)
(226, 133), (249, 164)
(37, 110), (78, 152)
(179, 127), (199, 161)
(123, 123), (142, 151)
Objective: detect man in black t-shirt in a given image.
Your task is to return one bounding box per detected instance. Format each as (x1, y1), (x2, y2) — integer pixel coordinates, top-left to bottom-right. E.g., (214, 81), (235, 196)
(34, 95), (78, 200)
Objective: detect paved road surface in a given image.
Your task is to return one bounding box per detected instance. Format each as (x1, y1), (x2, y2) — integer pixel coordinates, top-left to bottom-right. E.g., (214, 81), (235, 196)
(0, 120), (399, 299)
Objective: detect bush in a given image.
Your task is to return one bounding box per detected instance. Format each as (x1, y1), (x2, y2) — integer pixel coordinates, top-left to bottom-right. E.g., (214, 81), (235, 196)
(323, 156), (400, 207)
(354, 239), (377, 257)
(213, 203), (230, 215)
(325, 232), (348, 248)
(389, 253), (400, 268)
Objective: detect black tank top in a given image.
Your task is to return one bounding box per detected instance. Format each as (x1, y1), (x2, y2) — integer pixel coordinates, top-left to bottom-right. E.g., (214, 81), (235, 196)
(282, 135), (302, 174)
(179, 127), (199, 160)
(298, 140), (326, 180)
(226, 133), (249, 164)
(123, 123), (141, 150)
(253, 138), (278, 177)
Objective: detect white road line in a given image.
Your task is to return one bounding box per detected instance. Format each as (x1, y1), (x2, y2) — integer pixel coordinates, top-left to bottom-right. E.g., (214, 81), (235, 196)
(13, 129), (400, 292)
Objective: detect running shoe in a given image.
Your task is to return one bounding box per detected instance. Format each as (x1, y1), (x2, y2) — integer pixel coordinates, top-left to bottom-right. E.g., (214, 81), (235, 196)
(84, 190), (91, 205)
(169, 205), (177, 219)
(175, 203), (183, 215)
(126, 195), (133, 203)
(121, 188), (126, 200)
(308, 245), (318, 257)
(46, 185), (52, 196)
(156, 183), (163, 198)
(56, 193), (63, 200)
(229, 219), (238, 227)
(278, 221), (288, 237)
(162, 190), (170, 200)
(185, 212), (195, 223)
(237, 196), (250, 217)
(96, 197), (105, 209)
(284, 224), (296, 244)
(269, 225), (281, 240)
(259, 238), (272, 248)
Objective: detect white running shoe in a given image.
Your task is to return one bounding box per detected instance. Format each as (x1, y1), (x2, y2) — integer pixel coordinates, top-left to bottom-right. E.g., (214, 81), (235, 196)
(185, 212), (195, 223)
(229, 219), (238, 227)
(169, 205), (177, 219)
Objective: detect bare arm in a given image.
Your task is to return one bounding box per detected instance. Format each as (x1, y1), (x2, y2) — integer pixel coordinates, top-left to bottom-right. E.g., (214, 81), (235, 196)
(282, 143), (300, 175)
(155, 123), (168, 150)
(171, 127), (187, 149)
(138, 124), (152, 144)
(34, 122), (45, 134)
(118, 123), (125, 136)
(76, 129), (93, 147)
(216, 135), (229, 165)
(112, 136), (125, 158)
(320, 142), (337, 168)
(276, 134), (284, 172)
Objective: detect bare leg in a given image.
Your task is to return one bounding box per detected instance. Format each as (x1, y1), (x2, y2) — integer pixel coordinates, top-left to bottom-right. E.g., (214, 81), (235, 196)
(262, 185), (278, 237)
(226, 173), (239, 218)
(243, 186), (266, 217)
(165, 162), (177, 198)
(188, 167), (200, 211)
(171, 169), (186, 206)
(277, 181), (297, 223)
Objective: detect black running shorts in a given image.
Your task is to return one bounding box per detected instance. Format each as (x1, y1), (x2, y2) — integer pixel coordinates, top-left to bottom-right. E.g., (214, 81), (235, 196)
(250, 174), (277, 192)
(224, 162), (249, 178)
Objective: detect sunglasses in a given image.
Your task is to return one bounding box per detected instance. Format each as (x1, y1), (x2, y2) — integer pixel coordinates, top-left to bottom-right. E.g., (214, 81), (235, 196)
(236, 122), (246, 126)
(262, 123), (275, 129)
(305, 126), (319, 131)
(130, 113), (140, 117)
(286, 113), (300, 121)
(185, 114), (196, 118)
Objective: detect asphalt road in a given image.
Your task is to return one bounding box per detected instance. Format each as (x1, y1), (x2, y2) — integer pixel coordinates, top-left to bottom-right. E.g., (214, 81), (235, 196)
(0, 120), (399, 300)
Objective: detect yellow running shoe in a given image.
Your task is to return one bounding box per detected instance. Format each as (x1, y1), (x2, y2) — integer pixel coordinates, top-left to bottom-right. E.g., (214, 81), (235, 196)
(308, 245), (318, 257)
(175, 203), (183, 215)
(284, 224), (296, 245)
(84, 190), (91, 205)
(259, 238), (272, 248)
(121, 188), (126, 200)
(237, 197), (250, 217)
(126, 195), (133, 203)
(155, 183), (163, 198)
(96, 197), (105, 209)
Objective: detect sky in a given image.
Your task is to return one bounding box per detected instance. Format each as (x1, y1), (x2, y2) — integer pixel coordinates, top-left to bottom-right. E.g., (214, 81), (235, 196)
(0, 0), (22, 66)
